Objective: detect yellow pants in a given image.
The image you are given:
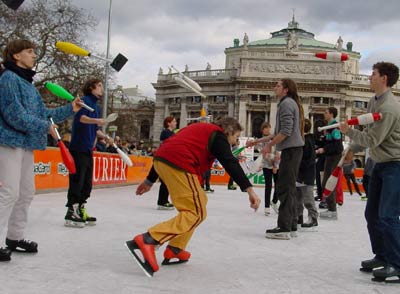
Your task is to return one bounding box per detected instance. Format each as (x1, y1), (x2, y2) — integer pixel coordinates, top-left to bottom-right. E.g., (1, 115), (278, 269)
(148, 161), (208, 250)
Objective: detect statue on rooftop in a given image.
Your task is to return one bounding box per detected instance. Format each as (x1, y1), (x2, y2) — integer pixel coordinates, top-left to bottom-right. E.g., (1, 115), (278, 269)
(287, 30), (298, 51)
(335, 36), (343, 51)
(243, 33), (249, 49)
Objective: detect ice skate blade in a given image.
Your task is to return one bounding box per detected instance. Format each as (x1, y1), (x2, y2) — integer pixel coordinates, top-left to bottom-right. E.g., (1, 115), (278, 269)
(85, 221), (96, 226)
(157, 206), (174, 211)
(161, 258), (189, 266)
(371, 276), (400, 283)
(265, 233), (290, 240)
(7, 247), (38, 253)
(64, 220), (85, 228)
(299, 227), (318, 232)
(125, 241), (154, 278)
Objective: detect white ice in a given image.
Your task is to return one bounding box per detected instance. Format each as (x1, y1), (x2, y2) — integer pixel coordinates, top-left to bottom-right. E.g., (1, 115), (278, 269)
(1, 184), (398, 294)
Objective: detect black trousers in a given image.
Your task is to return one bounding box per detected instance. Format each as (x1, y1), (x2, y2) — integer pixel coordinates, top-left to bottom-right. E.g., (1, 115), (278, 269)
(157, 180), (170, 205)
(322, 154), (342, 211)
(344, 173), (361, 195)
(262, 168), (279, 208)
(275, 147), (303, 231)
(66, 150), (93, 207)
(315, 156), (325, 198)
(203, 169), (211, 189)
(363, 174), (370, 197)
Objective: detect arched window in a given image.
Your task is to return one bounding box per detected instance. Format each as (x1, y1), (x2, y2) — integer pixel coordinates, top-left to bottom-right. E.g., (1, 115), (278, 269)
(252, 115), (265, 138)
(140, 120), (151, 139)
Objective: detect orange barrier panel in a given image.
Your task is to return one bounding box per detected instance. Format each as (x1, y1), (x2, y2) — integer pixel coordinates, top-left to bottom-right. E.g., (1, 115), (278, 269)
(211, 165), (366, 192)
(34, 148), (365, 192)
(34, 147), (153, 191)
(341, 168), (365, 193)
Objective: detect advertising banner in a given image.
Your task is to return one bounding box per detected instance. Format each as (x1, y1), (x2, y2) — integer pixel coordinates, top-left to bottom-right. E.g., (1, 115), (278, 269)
(34, 147), (153, 191)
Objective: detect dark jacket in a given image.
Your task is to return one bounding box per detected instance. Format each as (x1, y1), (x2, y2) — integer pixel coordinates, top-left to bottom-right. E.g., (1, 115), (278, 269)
(323, 120), (343, 156)
(297, 133), (316, 185)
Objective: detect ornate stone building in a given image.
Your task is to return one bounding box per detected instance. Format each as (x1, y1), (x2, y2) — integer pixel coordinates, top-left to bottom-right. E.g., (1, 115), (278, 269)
(109, 86), (155, 143)
(152, 17), (400, 141)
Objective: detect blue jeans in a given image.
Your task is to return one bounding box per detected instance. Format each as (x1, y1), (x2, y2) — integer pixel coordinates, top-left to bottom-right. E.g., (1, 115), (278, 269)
(366, 162), (400, 270)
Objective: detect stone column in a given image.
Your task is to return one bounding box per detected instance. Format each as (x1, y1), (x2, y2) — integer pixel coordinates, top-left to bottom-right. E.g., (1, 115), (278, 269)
(334, 99), (341, 120)
(247, 111), (251, 136)
(180, 97), (188, 128)
(153, 96), (167, 144)
(164, 101), (169, 117)
(228, 96), (235, 117)
(269, 100), (278, 132)
(302, 97), (310, 119)
(238, 95), (247, 136)
(345, 100), (352, 121)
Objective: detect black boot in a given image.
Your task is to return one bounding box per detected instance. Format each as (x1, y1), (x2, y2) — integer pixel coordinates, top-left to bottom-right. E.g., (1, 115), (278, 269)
(372, 265), (400, 283)
(6, 238), (38, 253)
(360, 256), (386, 272)
(301, 218), (318, 231)
(297, 215), (303, 225)
(0, 247), (11, 261)
(319, 201), (328, 209)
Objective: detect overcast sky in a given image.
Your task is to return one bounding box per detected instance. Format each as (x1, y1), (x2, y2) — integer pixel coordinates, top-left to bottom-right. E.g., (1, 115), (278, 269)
(70, 0), (400, 97)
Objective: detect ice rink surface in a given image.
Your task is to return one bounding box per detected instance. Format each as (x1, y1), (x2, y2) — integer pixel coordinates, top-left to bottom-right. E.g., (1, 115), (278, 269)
(1, 184), (398, 294)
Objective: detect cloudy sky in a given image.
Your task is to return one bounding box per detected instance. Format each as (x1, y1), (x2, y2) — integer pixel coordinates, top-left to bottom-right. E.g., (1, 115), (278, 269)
(70, 0), (400, 97)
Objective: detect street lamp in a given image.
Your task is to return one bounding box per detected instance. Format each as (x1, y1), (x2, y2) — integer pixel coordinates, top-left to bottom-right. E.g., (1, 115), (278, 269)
(54, 0), (127, 133)
(102, 0), (112, 132)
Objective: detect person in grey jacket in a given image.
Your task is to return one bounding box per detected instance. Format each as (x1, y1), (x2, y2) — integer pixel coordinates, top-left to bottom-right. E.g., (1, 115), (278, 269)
(0, 39), (81, 262)
(263, 79), (305, 240)
(339, 62), (400, 282)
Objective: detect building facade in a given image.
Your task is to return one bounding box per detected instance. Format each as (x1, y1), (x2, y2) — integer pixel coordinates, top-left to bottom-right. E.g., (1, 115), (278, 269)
(109, 86), (155, 144)
(152, 17), (400, 141)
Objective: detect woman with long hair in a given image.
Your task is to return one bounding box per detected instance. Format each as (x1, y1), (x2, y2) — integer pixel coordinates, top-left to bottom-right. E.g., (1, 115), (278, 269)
(263, 78), (305, 240)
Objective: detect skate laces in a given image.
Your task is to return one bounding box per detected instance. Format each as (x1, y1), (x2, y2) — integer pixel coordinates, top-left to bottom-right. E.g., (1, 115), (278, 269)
(79, 207), (90, 220)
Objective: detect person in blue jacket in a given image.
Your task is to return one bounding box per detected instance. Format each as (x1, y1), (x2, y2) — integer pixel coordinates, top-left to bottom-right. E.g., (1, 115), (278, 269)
(0, 39), (81, 262)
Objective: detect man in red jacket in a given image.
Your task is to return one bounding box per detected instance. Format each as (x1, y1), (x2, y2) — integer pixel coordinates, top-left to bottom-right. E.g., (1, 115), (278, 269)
(126, 117), (261, 277)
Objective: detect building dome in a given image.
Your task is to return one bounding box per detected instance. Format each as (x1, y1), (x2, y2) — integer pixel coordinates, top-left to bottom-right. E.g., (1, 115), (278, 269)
(247, 15), (349, 52)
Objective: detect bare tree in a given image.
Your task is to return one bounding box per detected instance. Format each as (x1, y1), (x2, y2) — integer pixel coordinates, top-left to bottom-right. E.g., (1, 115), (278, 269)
(0, 0), (110, 103)
(0, 0), (120, 133)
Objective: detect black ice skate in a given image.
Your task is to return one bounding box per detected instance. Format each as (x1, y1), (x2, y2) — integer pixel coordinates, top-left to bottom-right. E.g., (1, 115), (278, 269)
(6, 238), (38, 253)
(79, 204), (97, 226)
(0, 247), (11, 261)
(371, 265), (400, 283)
(300, 218), (318, 232)
(64, 204), (85, 228)
(265, 227), (290, 240)
(359, 257), (386, 273)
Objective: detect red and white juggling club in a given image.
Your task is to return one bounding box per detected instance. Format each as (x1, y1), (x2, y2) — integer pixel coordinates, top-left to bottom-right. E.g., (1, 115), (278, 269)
(289, 51), (348, 62)
(49, 117), (76, 174)
(318, 113), (382, 132)
(322, 148), (350, 201)
(106, 136), (133, 167)
(315, 52), (348, 61)
(113, 143), (133, 167)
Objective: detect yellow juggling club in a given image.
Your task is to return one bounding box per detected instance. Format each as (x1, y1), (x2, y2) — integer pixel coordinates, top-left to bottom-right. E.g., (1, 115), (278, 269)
(55, 41), (128, 72)
(55, 41), (90, 57)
